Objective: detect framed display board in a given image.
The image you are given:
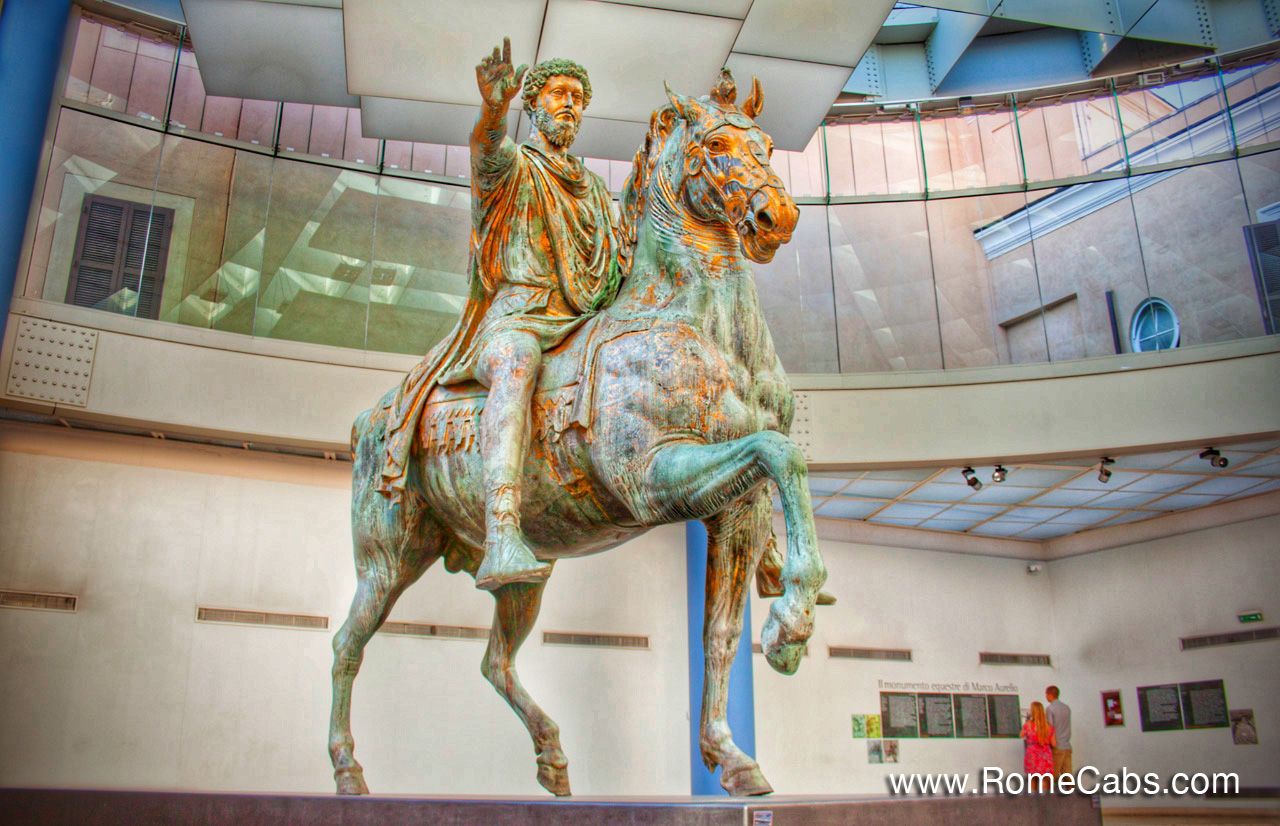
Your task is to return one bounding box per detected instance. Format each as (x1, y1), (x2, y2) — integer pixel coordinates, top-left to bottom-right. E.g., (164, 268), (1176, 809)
(880, 692), (920, 739)
(917, 693), (955, 738)
(953, 693), (990, 738)
(1137, 683), (1184, 732)
(987, 694), (1022, 738)
(1180, 680), (1229, 729)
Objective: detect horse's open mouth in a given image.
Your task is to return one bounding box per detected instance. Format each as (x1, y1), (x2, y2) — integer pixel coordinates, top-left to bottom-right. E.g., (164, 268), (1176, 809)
(738, 224), (790, 264)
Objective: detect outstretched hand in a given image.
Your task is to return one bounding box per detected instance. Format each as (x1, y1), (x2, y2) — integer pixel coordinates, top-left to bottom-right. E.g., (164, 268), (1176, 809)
(476, 37), (528, 110)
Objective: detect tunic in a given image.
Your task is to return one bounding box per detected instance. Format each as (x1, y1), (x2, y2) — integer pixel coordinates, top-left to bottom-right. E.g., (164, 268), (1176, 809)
(378, 138), (619, 504)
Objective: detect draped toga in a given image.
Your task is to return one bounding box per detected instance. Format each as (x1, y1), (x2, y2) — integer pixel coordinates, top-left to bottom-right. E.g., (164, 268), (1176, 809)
(378, 138), (619, 504)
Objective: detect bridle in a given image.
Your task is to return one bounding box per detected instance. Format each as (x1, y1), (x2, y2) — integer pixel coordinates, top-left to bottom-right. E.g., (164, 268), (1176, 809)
(681, 110), (786, 231)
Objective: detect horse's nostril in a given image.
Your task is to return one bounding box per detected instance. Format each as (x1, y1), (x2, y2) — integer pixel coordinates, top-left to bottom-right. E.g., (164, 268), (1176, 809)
(757, 209), (774, 231)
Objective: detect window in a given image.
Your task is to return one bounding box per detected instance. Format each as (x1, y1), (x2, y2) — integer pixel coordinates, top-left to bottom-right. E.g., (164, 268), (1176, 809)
(1129, 297), (1180, 352)
(1243, 221), (1280, 335)
(68, 194), (173, 319)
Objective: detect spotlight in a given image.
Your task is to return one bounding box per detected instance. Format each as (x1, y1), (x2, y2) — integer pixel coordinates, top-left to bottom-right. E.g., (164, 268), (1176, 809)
(992, 464), (1008, 483)
(1200, 448), (1229, 469)
(1098, 457), (1115, 483)
(962, 467), (983, 491)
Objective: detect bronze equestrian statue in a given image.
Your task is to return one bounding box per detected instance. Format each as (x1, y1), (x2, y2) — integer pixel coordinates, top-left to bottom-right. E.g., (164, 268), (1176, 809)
(329, 40), (826, 798)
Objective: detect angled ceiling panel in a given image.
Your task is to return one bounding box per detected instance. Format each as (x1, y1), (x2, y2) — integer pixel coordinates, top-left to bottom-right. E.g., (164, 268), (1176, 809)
(733, 0), (897, 66)
(514, 115), (651, 162)
(535, 0), (740, 122)
(360, 97), (517, 147)
(180, 0), (358, 107)
(915, 0), (992, 14)
(722, 53), (852, 150)
(924, 9), (987, 91)
(992, 0), (1124, 35)
(343, 0), (545, 106)
(1124, 0), (1216, 47)
(592, 0), (752, 18)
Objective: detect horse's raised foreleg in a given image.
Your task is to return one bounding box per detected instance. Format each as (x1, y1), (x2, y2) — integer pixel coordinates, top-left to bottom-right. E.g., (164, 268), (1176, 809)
(482, 580), (570, 796)
(699, 493), (774, 796)
(646, 431), (824, 676)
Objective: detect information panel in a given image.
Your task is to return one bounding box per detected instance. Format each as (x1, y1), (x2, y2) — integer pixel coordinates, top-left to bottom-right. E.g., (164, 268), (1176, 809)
(1137, 683), (1184, 732)
(953, 693), (990, 738)
(1180, 680), (1229, 729)
(918, 693), (955, 738)
(879, 692), (920, 738)
(987, 694), (1022, 738)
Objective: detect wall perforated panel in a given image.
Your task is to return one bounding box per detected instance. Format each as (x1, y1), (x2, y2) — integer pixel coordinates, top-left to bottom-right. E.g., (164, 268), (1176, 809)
(5, 318), (97, 407)
(791, 391), (812, 459)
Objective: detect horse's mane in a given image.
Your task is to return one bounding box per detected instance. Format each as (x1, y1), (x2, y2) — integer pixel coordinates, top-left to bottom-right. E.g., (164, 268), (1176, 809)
(617, 105), (679, 277)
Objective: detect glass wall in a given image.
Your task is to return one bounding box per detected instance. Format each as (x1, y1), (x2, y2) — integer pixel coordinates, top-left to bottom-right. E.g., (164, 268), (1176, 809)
(23, 9), (1280, 373)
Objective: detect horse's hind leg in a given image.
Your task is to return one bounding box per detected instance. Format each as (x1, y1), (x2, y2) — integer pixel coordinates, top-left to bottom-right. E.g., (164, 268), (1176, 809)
(329, 512), (442, 795)
(482, 580), (570, 796)
(700, 493), (773, 796)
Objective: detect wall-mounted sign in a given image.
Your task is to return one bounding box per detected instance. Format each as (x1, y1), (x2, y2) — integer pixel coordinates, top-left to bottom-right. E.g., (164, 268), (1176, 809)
(851, 714), (867, 739)
(1238, 611), (1264, 623)
(987, 694), (1022, 738)
(953, 694), (990, 738)
(1101, 690), (1125, 727)
(918, 693), (955, 738)
(880, 692), (920, 739)
(1230, 709), (1258, 745)
(1137, 683), (1184, 732)
(1180, 679), (1229, 729)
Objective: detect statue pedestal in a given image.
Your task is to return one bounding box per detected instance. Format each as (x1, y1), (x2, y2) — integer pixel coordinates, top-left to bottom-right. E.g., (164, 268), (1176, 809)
(0, 788), (1102, 825)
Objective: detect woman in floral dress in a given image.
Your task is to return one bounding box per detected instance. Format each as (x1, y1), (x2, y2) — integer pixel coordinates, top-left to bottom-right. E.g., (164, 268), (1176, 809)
(1022, 701), (1057, 790)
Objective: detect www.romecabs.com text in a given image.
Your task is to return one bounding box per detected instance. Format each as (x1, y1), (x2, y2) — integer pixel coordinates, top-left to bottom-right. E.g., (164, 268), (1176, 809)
(887, 767), (1240, 796)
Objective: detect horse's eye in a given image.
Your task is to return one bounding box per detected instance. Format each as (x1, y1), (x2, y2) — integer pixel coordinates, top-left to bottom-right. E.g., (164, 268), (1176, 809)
(707, 138), (729, 154)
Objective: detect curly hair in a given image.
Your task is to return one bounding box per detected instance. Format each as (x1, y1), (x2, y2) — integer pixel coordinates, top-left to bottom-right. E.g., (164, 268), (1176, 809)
(522, 58), (592, 116)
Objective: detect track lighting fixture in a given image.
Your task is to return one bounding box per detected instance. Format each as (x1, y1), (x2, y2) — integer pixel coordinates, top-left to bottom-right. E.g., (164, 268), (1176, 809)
(1097, 457), (1115, 483)
(1200, 448), (1229, 469)
(992, 464), (1008, 483)
(962, 467), (983, 491)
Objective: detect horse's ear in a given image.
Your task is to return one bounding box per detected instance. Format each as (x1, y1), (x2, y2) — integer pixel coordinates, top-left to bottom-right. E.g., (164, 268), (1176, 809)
(742, 76), (764, 119)
(664, 81), (699, 122)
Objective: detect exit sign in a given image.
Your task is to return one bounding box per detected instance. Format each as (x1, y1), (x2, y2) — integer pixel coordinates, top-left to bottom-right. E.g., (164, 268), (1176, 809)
(1238, 611), (1264, 623)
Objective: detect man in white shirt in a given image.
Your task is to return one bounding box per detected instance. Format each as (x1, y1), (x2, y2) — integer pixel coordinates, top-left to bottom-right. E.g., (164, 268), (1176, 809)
(1046, 685), (1072, 776)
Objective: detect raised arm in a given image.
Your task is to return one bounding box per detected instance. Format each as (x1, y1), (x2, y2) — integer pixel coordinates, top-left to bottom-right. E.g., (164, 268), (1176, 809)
(473, 37), (527, 157)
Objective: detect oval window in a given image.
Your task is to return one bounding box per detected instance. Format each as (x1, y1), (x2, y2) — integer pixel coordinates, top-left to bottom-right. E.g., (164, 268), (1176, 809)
(1129, 297), (1180, 352)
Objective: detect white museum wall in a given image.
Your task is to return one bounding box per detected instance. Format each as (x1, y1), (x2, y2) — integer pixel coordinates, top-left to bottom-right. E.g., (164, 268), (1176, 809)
(749, 538), (1058, 794)
(749, 522), (1280, 802)
(1048, 514), (1280, 804)
(0, 443), (690, 796)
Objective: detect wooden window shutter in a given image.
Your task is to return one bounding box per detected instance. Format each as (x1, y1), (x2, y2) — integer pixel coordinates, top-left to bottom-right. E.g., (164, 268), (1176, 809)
(68, 194), (174, 319)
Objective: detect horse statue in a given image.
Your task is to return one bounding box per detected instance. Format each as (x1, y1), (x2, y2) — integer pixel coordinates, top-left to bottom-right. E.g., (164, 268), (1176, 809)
(328, 72), (826, 798)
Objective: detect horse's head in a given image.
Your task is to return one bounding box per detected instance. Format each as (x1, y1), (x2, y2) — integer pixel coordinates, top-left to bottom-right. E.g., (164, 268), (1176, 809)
(661, 71), (799, 263)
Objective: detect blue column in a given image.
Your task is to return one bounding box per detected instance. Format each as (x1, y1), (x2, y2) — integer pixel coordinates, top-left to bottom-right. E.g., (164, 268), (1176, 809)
(0, 0), (72, 341)
(686, 520), (756, 796)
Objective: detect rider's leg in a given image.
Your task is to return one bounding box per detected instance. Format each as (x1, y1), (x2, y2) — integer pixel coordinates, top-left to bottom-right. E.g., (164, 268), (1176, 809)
(474, 331), (552, 591)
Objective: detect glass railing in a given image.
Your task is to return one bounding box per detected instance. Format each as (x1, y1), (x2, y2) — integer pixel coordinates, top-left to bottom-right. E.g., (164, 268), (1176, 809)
(22, 10), (1280, 371)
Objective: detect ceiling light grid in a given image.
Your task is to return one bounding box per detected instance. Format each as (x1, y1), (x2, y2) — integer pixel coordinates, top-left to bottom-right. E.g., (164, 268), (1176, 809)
(790, 440), (1280, 542)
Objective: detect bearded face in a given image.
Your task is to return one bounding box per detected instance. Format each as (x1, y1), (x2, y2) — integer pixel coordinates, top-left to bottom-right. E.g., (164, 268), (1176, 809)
(531, 74), (584, 149)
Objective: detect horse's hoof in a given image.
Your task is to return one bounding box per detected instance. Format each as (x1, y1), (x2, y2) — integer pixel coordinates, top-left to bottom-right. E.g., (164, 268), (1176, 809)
(721, 764), (773, 797)
(335, 768), (369, 795)
(537, 760), (571, 796)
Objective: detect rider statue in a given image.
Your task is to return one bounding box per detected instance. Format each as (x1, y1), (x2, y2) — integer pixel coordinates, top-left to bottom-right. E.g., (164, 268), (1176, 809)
(378, 39), (619, 591)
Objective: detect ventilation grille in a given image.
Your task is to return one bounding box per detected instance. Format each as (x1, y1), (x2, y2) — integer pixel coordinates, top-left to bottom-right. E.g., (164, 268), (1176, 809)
(751, 642), (810, 656)
(543, 631), (649, 649)
(1181, 626), (1280, 650)
(980, 652), (1052, 666)
(196, 607), (328, 630)
(380, 621), (489, 640)
(0, 590), (78, 612)
(829, 646), (913, 661)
